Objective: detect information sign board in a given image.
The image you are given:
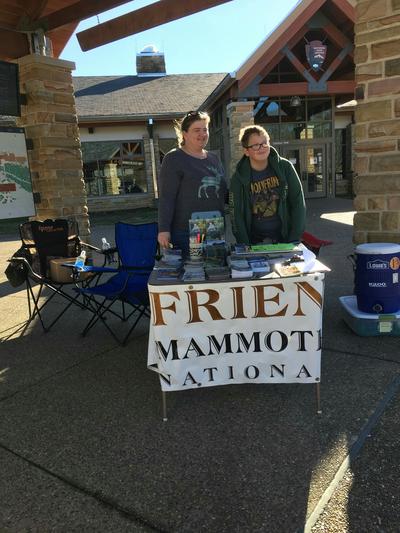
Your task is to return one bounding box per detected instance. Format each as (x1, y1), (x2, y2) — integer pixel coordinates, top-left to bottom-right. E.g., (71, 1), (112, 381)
(0, 127), (35, 219)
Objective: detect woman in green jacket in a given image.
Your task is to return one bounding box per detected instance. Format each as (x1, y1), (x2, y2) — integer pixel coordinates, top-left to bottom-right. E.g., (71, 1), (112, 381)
(230, 125), (306, 245)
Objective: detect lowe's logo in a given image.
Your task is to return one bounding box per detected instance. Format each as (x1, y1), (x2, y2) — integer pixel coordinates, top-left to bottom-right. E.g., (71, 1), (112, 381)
(369, 282), (387, 287)
(367, 259), (389, 269)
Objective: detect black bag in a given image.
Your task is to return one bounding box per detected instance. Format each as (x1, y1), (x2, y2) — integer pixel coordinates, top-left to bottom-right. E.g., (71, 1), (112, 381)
(5, 247), (31, 287)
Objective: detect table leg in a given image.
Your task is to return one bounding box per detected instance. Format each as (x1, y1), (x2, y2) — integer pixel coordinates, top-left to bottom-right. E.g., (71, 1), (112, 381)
(162, 390), (168, 422)
(316, 382), (322, 415)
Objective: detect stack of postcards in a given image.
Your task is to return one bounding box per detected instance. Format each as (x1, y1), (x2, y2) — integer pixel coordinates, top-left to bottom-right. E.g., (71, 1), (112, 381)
(248, 257), (271, 277)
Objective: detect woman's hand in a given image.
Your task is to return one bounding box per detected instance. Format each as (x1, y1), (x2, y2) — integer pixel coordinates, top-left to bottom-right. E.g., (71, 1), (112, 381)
(158, 231), (171, 249)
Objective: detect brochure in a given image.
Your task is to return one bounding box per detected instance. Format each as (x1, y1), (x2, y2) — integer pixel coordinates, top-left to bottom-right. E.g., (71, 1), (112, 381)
(189, 216), (225, 245)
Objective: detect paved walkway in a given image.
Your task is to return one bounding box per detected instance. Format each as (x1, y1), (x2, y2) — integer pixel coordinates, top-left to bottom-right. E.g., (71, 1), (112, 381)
(0, 199), (399, 532)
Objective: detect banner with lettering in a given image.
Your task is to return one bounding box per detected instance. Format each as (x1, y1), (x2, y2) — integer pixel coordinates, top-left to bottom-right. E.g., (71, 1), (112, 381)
(147, 274), (325, 391)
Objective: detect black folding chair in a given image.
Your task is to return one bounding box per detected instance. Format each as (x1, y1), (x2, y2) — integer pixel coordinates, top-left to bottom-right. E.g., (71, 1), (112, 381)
(10, 218), (102, 332)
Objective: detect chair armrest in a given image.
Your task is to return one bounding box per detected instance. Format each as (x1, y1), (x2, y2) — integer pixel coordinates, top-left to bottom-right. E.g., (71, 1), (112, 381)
(80, 241), (101, 253)
(80, 241), (117, 255)
(80, 241), (117, 266)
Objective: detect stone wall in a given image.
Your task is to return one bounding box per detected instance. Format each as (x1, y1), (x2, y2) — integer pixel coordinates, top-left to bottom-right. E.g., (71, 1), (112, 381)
(226, 101), (255, 178)
(87, 194), (154, 212)
(353, 0), (400, 243)
(16, 54), (90, 240)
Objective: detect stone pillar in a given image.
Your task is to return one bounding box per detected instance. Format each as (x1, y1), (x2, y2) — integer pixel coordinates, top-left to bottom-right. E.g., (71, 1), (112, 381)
(353, 0), (400, 243)
(153, 134), (162, 178)
(103, 163), (120, 195)
(16, 54), (89, 240)
(143, 133), (156, 195)
(226, 101), (255, 178)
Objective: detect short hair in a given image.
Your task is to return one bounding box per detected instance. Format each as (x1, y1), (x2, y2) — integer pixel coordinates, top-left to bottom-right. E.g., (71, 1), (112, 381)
(239, 125), (270, 148)
(174, 110), (210, 146)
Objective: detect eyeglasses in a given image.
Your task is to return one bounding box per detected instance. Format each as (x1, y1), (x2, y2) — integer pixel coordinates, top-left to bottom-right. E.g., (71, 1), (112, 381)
(246, 142), (269, 151)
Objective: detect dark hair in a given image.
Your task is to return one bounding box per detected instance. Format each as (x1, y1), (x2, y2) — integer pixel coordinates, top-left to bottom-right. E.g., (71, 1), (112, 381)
(174, 110), (210, 146)
(239, 125), (270, 148)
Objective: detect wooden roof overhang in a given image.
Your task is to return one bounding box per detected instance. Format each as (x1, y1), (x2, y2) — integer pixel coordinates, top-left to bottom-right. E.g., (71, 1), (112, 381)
(0, 0), (232, 61)
(230, 0), (355, 101)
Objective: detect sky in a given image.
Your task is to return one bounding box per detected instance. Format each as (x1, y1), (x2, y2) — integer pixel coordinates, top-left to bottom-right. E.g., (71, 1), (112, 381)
(60, 0), (300, 76)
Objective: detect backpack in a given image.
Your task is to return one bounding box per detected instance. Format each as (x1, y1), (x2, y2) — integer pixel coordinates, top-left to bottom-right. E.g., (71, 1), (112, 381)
(5, 247), (32, 287)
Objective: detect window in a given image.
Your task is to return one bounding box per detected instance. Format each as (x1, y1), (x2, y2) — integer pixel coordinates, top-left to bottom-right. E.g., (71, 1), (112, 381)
(254, 97), (332, 141)
(81, 140), (146, 196)
(159, 139), (178, 163)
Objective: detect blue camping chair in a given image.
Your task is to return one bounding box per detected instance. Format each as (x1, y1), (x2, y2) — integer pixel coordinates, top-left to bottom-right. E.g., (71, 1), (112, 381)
(75, 222), (158, 345)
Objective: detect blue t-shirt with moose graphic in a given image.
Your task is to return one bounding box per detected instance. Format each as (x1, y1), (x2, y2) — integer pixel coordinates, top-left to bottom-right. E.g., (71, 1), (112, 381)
(158, 148), (226, 235)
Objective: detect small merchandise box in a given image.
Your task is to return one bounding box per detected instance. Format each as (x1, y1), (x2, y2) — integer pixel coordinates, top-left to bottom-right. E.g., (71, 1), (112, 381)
(339, 295), (400, 336)
(49, 258), (91, 283)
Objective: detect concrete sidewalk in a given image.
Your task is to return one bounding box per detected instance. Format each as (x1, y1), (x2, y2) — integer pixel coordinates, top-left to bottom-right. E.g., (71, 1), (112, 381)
(0, 199), (399, 532)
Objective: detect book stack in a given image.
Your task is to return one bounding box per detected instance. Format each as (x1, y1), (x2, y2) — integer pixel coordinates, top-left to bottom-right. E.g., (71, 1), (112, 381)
(228, 257), (253, 279)
(205, 265), (230, 281)
(204, 242), (227, 266)
(232, 243), (303, 266)
(154, 248), (183, 281)
(182, 260), (206, 282)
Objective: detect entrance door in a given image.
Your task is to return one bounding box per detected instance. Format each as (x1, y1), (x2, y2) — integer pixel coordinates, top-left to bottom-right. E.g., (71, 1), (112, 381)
(281, 144), (327, 198)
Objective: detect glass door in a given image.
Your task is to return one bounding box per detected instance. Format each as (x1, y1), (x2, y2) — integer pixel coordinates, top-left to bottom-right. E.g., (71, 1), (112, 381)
(280, 144), (327, 198)
(302, 144), (326, 197)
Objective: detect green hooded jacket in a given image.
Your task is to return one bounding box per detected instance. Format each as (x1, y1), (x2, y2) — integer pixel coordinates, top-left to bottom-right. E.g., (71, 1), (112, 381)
(229, 146), (306, 244)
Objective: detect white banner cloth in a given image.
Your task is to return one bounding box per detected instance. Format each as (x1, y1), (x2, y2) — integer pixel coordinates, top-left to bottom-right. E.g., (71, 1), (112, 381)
(147, 273), (325, 391)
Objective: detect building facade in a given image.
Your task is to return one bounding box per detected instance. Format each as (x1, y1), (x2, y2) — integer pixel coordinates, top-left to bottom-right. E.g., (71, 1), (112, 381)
(74, 46), (225, 212)
(203, 0), (356, 200)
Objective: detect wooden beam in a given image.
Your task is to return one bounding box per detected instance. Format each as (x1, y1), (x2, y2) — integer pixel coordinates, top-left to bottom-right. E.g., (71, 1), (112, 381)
(77, 0), (233, 51)
(238, 0), (326, 92)
(323, 21), (353, 58)
(259, 80), (355, 96)
(16, 0), (49, 30)
(283, 46), (318, 84)
(24, 0), (49, 22)
(326, 80), (355, 93)
(0, 29), (29, 60)
(35, 0), (133, 31)
(253, 25), (311, 86)
(332, 0), (355, 23)
(259, 83), (309, 97)
(319, 45), (353, 84)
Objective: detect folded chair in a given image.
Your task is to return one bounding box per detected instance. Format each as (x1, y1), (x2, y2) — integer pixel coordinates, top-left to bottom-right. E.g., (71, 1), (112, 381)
(11, 218), (100, 332)
(301, 231), (333, 257)
(75, 221), (158, 345)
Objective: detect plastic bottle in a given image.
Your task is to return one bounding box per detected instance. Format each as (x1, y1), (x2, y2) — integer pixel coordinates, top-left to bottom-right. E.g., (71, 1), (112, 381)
(101, 237), (110, 252)
(101, 237), (114, 264)
(74, 250), (86, 269)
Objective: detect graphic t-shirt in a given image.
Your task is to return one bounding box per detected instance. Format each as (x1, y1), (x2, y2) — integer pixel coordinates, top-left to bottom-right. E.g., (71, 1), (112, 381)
(250, 166), (282, 243)
(158, 148), (226, 234)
